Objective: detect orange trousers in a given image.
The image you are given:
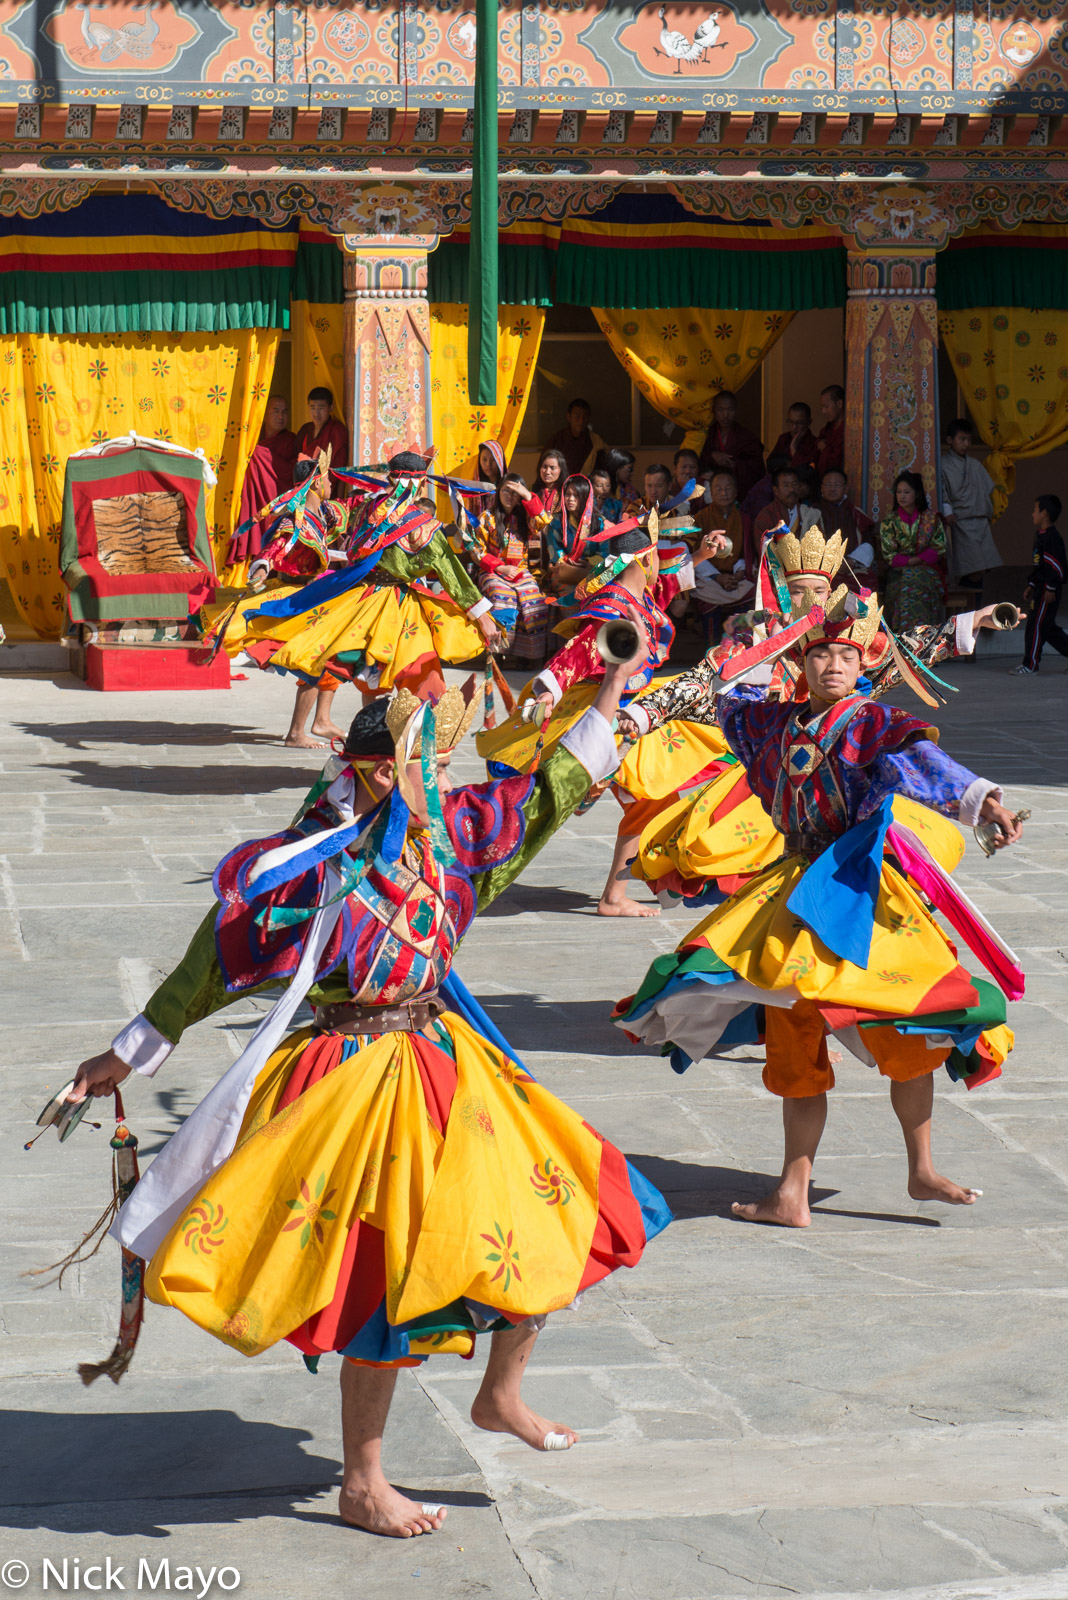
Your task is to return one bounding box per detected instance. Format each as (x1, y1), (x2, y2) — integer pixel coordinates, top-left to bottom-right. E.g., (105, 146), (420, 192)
(763, 1001), (950, 1098)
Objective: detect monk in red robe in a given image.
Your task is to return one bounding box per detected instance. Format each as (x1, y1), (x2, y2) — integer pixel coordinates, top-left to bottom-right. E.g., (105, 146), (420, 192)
(296, 387), (350, 491)
(228, 396), (299, 566)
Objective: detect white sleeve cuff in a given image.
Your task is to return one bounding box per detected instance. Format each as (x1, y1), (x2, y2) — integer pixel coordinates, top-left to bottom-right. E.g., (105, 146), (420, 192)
(851, 541), (875, 568)
(466, 596), (492, 621)
(626, 702), (651, 736)
(111, 1013), (175, 1078)
(532, 668), (563, 707)
(561, 708), (620, 783)
(959, 777), (1003, 827)
(941, 502), (954, 518)
(732, 558), (746, 574)
(954, 610), (978, 657)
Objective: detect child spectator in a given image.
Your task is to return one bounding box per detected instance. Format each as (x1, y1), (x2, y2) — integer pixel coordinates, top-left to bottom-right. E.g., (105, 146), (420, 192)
(1015, 493), (1068, 675)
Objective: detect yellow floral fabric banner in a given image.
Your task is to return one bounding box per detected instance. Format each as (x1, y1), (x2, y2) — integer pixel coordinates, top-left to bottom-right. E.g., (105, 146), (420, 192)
(291, 302), (346, 423)
(594, 307), (794, 454)
(429, 303), (545, 475)
(938, 307), (1068, 520)
(0, 328), (277, 638)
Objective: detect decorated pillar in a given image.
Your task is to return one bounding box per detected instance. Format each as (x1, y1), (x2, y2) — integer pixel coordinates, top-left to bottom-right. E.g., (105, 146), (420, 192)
(341, 233), (436, 464)
(842, 187), (949, 523)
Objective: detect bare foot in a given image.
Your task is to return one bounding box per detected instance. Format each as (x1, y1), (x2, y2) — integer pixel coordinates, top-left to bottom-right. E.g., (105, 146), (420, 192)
(596, 896), (661, 918)
(731, 1191), (811, 1228)
(311, 720), (346, 741)
(339, 1482), (447, 1539)
(908, 1173), (980, 1205)
(284, 732), (328, 749)
(471, 1393), (579, 1452)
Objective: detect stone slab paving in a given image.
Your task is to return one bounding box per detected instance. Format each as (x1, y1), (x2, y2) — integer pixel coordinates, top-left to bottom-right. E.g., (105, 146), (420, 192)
(2, 655), (1067, 1600)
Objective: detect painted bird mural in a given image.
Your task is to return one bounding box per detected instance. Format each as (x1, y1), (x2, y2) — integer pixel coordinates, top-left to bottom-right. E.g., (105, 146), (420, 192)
(654, 7), (727, 72)
(75, 1), (160, 64)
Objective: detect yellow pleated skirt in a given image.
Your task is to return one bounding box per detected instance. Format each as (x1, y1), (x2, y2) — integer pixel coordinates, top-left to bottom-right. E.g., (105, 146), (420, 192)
(144, 1014), (622, 1359)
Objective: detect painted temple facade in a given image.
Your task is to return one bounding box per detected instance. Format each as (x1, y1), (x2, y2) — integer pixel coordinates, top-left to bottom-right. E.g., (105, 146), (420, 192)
(1, 0), (1068, 634)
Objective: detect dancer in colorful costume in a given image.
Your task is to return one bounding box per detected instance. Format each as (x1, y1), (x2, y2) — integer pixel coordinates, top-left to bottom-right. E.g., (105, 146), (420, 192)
(211, 451), (501, 699)
(476, 522), (676, 775)
(621, 522), (1014, 910)
(205, 452), (353, 747)
(69, 656), (670, 1539)
(477, 520), (730, 916)
(616, 585), (1026, 1227)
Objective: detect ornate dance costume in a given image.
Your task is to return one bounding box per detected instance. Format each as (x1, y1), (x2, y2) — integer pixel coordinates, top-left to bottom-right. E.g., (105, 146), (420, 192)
(210, 461), (493, 696)
(621, 526), (984, 908)
(616, 593), (1022, 1094)
(476, 564), (673, 776)
(105, 691), (669, 1369)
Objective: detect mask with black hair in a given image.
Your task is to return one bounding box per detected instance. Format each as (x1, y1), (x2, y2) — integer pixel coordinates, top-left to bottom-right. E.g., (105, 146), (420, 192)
(342, 698), (395, 762)
(387, 451), (430, 475)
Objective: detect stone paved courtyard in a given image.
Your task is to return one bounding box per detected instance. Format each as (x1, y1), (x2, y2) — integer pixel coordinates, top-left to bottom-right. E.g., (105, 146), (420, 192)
(2, 654), (1068, 1600)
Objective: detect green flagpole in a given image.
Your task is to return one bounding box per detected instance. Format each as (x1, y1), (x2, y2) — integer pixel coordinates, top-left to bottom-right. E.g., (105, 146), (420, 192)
(467, 0), (498, 406)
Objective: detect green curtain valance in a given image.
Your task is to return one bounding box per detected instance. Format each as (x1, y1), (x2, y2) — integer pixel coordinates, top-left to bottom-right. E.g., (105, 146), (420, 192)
(936, 247), (1068, 311)
(292, 238), (344, 304)
(0, 267), (292, 334)
(428, 241), (554, 307)
(552, 244), (847, 311)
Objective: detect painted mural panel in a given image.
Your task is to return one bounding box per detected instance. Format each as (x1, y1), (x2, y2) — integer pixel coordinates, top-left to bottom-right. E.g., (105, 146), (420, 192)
(0, 0), (1066, 104)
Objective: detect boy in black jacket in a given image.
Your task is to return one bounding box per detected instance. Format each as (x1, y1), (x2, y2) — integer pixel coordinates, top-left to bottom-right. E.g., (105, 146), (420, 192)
(1015, 494), (1068, 675)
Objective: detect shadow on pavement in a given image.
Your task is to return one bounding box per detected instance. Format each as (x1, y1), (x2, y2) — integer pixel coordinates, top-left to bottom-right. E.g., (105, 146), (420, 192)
(15, 721), (282, 749)
(473, 993), (639, 1058)
(38, 760), (315, 796)
(626, 1153), (840, 1219)
(0, 1409), (341, 1536)
(482, 884), (595, 917)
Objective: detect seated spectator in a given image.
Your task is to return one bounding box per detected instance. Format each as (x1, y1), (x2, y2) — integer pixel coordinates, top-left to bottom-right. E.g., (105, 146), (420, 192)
(643, 462), (673, 510)
(672, 446), (708, 505)
(477, 439), (508, 495)
(770, 401), (820, 472)
(816, 384), (845, 477)
(545, 474), (598, 597)
(475, 473), (548, 667)
(740, 452), (788, 522)
(597, 446), (643, 515)
(590, 466), (620, 523)
(748, 464), (802, 576)
(795, 463), (821, 507)
(697, 390), (765, 498)
(818, 467), (876, 582)
(693, 470), (755, 613)
(543, 396), (605, 477)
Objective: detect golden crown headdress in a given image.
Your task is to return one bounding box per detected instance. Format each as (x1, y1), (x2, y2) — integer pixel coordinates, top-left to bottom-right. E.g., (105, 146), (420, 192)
(801, 585), (883, 654)
(772, 524), (846, 581)
(386, 678), (482, 759)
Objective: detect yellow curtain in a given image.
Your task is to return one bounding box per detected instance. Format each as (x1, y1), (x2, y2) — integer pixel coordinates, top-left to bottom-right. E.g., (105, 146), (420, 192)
(939, 307), (1068, 520)
(0, 329), (277, 638)
(290, 302), (346, 424)
(594, 308), (794, 454)
(429, 303), (545, 475)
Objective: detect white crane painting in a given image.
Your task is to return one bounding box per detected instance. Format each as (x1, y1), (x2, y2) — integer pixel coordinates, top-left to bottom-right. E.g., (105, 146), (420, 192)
(654, 7), (727, 72)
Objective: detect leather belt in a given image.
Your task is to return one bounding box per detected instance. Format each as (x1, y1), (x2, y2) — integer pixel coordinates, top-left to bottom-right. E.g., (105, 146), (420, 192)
(784, 832), (834, 858)
(314, 994), (446, 1034)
